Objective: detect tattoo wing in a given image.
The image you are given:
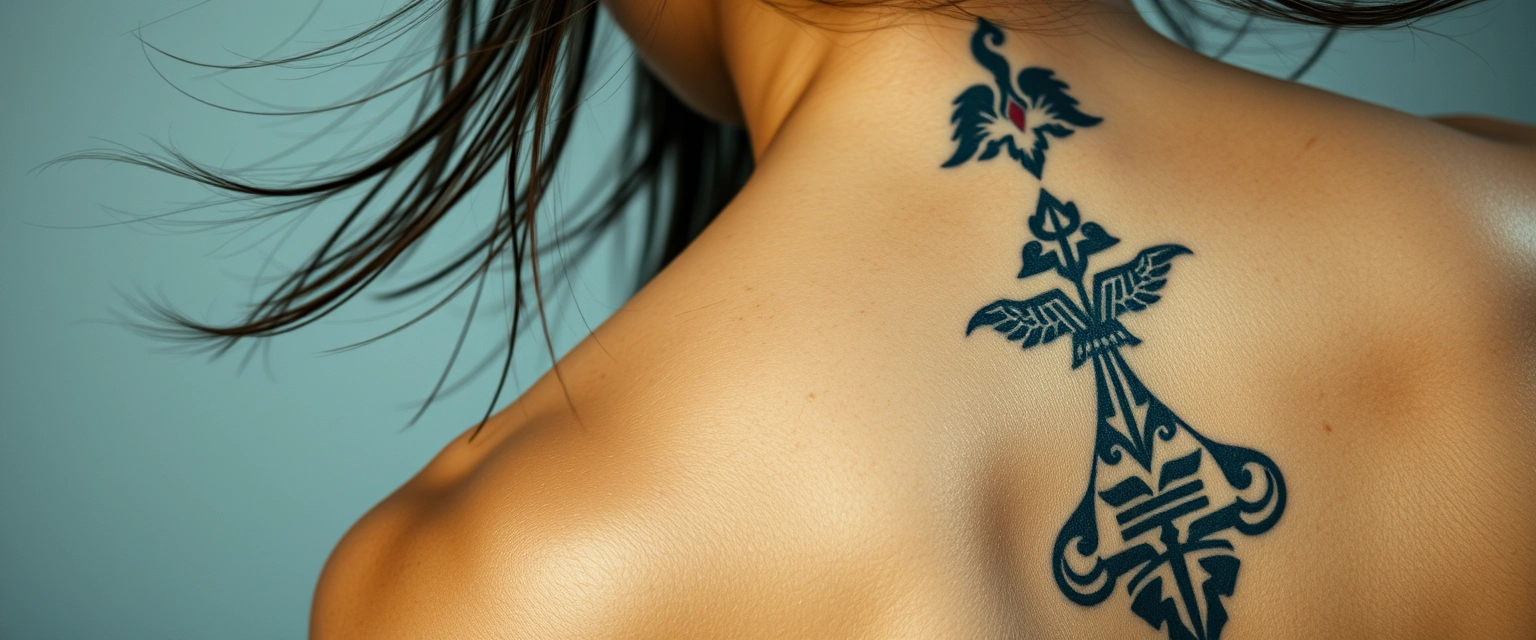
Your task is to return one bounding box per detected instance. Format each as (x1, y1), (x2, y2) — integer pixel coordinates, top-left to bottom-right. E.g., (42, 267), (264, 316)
(966, 289), (1088, 348)
(1017, 67), (1103, 128)
(1091, 244), (1192, 322)
(942, 85), (997, 168)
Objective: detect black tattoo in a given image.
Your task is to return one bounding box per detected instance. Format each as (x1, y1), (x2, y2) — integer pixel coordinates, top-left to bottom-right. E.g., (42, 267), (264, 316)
(948, 19), (1287, 640)
(942, 19), (1103, 179)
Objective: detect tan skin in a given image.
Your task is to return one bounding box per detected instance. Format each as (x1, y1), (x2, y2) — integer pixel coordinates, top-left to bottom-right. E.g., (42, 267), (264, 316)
(310, 0), (1536, 637)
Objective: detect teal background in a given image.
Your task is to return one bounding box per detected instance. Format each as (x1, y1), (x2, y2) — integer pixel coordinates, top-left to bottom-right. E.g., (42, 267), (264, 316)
(1, 1), (1532, 638)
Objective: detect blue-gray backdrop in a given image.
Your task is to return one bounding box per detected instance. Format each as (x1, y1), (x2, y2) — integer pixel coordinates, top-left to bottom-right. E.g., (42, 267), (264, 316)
(2, 1), (1533, 638)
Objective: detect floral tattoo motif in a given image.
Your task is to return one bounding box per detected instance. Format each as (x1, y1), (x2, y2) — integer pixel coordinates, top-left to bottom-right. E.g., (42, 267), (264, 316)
(948, 18), (1287, 640)
(942, 19), (1103, 178)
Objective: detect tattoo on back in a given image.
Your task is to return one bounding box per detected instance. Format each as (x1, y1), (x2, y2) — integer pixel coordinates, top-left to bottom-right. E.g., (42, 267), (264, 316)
(946, 19), (1287, 640)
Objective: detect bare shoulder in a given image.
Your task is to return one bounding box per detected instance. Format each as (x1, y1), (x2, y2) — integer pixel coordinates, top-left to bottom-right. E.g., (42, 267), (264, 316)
(307, 391), (897, 639)
(309, 410), (673, 640)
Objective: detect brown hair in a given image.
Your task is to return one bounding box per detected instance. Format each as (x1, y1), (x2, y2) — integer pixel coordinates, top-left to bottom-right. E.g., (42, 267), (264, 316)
(81, 0), (1479, 429)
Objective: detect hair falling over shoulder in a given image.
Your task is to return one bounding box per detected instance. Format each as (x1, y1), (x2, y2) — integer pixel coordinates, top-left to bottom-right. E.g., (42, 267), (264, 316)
(75, 0), (1478, 427)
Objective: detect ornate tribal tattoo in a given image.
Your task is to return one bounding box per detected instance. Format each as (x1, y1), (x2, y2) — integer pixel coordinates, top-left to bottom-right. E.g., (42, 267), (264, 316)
(947, 19), (1287, 640)
(942, 19), (1102, 178)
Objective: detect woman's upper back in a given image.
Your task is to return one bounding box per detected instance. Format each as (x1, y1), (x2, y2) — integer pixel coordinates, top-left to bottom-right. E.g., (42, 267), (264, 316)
(311, 12), (1536, 638)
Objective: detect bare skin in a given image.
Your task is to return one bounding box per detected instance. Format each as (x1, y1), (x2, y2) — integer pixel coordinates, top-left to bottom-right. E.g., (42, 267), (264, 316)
(310, 1), (1536, 638)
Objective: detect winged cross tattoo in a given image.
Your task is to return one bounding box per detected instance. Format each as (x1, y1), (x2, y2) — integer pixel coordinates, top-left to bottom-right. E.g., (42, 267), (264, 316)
(947, 19), (1288, 640)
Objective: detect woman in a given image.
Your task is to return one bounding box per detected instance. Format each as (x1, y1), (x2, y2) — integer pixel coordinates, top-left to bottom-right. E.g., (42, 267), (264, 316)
(126, 0), (1535, 636)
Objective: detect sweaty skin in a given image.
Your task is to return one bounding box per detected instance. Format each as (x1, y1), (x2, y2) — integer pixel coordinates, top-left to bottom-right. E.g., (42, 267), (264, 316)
(310, 1), (1536, 638)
